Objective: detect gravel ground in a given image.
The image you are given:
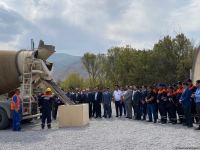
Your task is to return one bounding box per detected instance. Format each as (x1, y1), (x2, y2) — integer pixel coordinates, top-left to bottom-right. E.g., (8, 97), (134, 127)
(0, 104), (200, 150)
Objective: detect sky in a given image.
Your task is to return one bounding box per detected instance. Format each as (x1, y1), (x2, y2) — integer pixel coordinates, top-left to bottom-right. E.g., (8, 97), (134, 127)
(0, 0), (200, 56)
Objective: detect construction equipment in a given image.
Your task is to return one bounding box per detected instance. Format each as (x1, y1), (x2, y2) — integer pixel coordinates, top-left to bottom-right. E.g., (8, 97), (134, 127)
(192, 47), (200, 83)
(0, 40), (74, 129)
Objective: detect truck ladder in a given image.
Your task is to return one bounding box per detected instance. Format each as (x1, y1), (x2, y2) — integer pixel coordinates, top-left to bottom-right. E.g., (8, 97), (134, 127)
(21, 55), (33, 115)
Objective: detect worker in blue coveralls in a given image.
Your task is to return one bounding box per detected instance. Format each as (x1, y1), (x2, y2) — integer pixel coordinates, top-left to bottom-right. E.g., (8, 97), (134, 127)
(40, 88), (54, 129)
(11, 89), (21, 131)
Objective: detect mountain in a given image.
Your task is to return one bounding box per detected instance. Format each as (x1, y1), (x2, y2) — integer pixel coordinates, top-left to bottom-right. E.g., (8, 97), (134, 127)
(48, 53), (88, 81)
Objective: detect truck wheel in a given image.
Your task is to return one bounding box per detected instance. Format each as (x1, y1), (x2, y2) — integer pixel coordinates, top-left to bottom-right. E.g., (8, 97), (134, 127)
(0, 108), (9, 130)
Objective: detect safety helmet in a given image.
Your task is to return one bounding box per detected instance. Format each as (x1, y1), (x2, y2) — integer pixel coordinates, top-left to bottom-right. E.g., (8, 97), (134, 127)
(46, 88), (52, 93)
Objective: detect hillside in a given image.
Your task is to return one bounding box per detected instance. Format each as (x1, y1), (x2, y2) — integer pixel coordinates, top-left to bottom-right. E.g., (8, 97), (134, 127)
(48, 53), (88, 81)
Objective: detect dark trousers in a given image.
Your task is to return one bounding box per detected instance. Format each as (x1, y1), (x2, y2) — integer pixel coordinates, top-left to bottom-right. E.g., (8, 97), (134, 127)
(183, 104), (192, 126)
(115, 101), (122, 117)
(42, 110), (51, 125)
(93, 101), (101, 118)
(120, 102), (126, 116)
(176, 103), (184, 123)
(125, 102), (132, 118)
(89, 102), (93, 118)
(140, 103), (147, 120)
(158, 101), (167, 123)
(92, 102), (96, 117)
(168, 102), (177, 123)
(133, 104), (141, 120)
(12, 110), (21, 131)
(103, 103), (112, 118)
(196, 102), (200, 124)
(147, 103), (157, 122)
(52, 105), (58, 120)
(191, 100), (199, 123)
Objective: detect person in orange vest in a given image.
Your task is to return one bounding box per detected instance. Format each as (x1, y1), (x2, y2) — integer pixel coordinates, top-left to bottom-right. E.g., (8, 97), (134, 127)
(11, 89), (21, 131)
(187, 79), (199, 123)
(167, 86), (177, 124)
(157, 83), (168, 124)
(175, 81), (184, 124)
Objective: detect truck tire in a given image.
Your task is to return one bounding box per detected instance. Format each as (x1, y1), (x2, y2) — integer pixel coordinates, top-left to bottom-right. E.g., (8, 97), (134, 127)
(0, 108), (9, 130)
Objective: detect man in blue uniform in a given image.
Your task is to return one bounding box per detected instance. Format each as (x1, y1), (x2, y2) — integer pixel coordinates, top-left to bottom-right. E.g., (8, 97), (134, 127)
(193, 80), (200, 130)
(180, 82), (193, 127)
(11, 89), (21, 131)
(187, 79), (198, 123)
(40, 88), (54, 129)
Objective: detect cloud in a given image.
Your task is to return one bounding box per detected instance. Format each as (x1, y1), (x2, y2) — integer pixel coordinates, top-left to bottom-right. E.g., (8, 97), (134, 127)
(0, 2), (35, 49)
(0, 0), (200, 54)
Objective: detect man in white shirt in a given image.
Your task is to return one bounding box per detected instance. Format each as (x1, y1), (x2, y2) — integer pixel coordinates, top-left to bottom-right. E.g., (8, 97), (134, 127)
(113, 85), (123, 117)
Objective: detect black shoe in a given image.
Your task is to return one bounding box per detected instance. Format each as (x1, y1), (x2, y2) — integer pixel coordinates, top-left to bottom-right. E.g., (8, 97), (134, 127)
(157, 120), (161, 123)
(116, 115), (119, 117)
(41, 124), (45, 129)
(47, 124), (51, 129)
(195, 126), (200, 130)
(168, 120), (172, 123)
(187, 125), (193, 128)
(154, 120), (157, 123)
(147, 120), (152, 122)
(178, 120), (183, 124)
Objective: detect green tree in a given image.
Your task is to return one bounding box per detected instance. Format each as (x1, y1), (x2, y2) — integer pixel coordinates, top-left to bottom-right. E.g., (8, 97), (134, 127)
(82, 53), (100, 87)
(173, 33), (195, 80)
(61, 72), (84, 90)
(81, 33), (196, 87)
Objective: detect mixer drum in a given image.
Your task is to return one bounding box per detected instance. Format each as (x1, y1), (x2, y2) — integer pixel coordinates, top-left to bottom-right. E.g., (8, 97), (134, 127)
(0, 51), (20, 94)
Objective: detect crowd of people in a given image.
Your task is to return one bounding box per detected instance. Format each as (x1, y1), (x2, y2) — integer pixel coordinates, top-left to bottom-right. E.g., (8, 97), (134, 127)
(10, 79), (200, 131)
(66, 79), (200, 130)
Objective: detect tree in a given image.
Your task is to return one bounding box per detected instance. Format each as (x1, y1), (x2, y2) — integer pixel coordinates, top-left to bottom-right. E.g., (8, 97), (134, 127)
(82, 53), (100, 87)
(61, 72), (84, 90)
(81, 33), (197, 87)
(173, 33), (195, 80)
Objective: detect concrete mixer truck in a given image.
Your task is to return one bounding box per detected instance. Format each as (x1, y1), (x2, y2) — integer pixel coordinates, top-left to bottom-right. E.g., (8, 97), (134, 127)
(0, 40), (74, 129)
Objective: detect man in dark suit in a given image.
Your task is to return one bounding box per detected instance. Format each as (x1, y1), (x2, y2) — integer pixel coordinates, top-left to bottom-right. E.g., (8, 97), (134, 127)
(133, 86), (142, 120)
(80, 90), (88, 104)
(88, 89), (95, 118)
(94, 88), (102, 118)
